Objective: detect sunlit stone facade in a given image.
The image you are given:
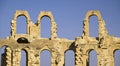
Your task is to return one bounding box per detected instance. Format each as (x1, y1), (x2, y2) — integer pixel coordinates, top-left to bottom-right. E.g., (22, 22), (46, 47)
(0, 10), (120, 66)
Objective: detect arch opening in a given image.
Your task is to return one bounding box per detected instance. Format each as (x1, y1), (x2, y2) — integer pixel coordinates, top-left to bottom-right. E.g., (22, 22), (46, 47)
(114, 50), (120, 66)
(88, 50), (97, 66)
(20, 49), (28, 66)
(16, 16), (27, 34)
(89, 16), (98, 37)
(40, 16), (51, 38)
(0, 46), (7, 66)
(65, 50), (75, 66)
(40, 50), (51, 66)
(17, 37), (29, 43)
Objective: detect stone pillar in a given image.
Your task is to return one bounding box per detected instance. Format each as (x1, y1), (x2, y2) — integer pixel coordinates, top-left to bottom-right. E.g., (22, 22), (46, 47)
(98, 54), (109, 66)
(82, 19), (89, 39)
(6, 47), (12, 66)
(75, 45), (88, 66)
(11, 20), (16, 36)
(51, 21), (57, 40)
(98, 53), (102, 66)
(27, 20), (30, 34)
(51, 51), (57, 66)
(28, 50), (40, 66)
(98, 19), (108, 39)
(82, 54), (89, 66)
(109, 55), (114, 66)
(98, 49), (112, 66)
(75, 47), (84, 66)
(54, 42), (64, 66)
(37, 20), (40, 38)
(28, 50), (36, 66)
(57, 54), (64, 66)
(34, 50), (40, 66)
(75, 38), (88, 66)
(12, 49), (21, 66)
(77, 53), (88, 66)
(54, 50), (64, 66)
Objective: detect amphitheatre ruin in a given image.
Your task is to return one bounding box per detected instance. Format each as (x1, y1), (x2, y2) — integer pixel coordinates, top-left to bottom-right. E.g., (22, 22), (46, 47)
(0, 10), (120, 66)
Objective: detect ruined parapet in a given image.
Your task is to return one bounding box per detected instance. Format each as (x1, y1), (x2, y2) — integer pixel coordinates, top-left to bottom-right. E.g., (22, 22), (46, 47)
(10, 10), (58, 43)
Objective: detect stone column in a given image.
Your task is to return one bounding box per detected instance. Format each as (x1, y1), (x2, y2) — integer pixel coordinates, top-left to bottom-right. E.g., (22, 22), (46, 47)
(76, 53), (88, 66)
(12, 49), (21, 66)
(109, 55), (114, 66)
(82, 19), (89, 39)
(57, 54), (64, 66)
(84, 55), (88, 66)
(98, 54), (108, 66)
(28, 50), (36, 66)
(75, 44), (88, 66)
(98, 19), (108, 39)
(75, 47), (84, 66)
(34, 50), (40, 66)
(37, 20), (40, 38)
(98, 53), (102, 66)
(51, 21), (57, 39)
(27, 20), (29, 34)
(51, 52), (57, 66)
(14, 20), (17, 34)
(54, 50), (64, 66)
(98, 49), (112, 66)
(11, 20), (16, 36)
(6, 47), (12, 66)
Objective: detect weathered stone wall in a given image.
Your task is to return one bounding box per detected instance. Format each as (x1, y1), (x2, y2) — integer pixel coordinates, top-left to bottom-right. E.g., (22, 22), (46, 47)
(0, 10), (120, 66)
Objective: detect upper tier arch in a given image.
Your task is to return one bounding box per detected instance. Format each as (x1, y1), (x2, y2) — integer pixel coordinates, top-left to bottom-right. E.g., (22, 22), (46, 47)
(84, 10), (102, 20)
(82, 10), (108, 39)
(13, 10), (31, 21)
(37, 11), (57, 39)
(37, 11), (54, 23)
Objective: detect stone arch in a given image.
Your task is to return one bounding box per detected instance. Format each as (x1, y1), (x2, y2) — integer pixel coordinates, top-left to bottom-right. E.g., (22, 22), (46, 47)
(37, 11), (57, 39)
(20, 49), (28, 54)
(16, 16), (27, 34)
(89, 16), (98, 37)
(20, 49), (28, 66)
(11, 10), (31, 36)
(37, 11), (54, 23)
(0, 45), (7, 49)
(40, 46), (52, 53)
(40, 49), (52, 66)
(64, 49), (75, 54)
(40, 49), (52, 55)
(86, 49), (98, 56)
(113, 49), (120, 66)
(64, 50), (75, 66)
(40, 16), (51, 38)
(0, 45), (12, 52)
(89, 50), (98, 66)
(13, 10), (31, 21)
(82, 10), (108, 39)
(84, 10), (102, 20)
(86, 49), (98, 66)
(113, 49), (120, 56)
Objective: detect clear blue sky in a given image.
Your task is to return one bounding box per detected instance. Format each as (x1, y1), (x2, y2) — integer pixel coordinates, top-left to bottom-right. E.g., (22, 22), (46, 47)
(0, 0), (120, 66)
(0, 0), (120, 39)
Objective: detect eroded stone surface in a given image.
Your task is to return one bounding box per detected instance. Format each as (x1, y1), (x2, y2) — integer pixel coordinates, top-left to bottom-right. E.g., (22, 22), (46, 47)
(0, 10), (120, 66)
